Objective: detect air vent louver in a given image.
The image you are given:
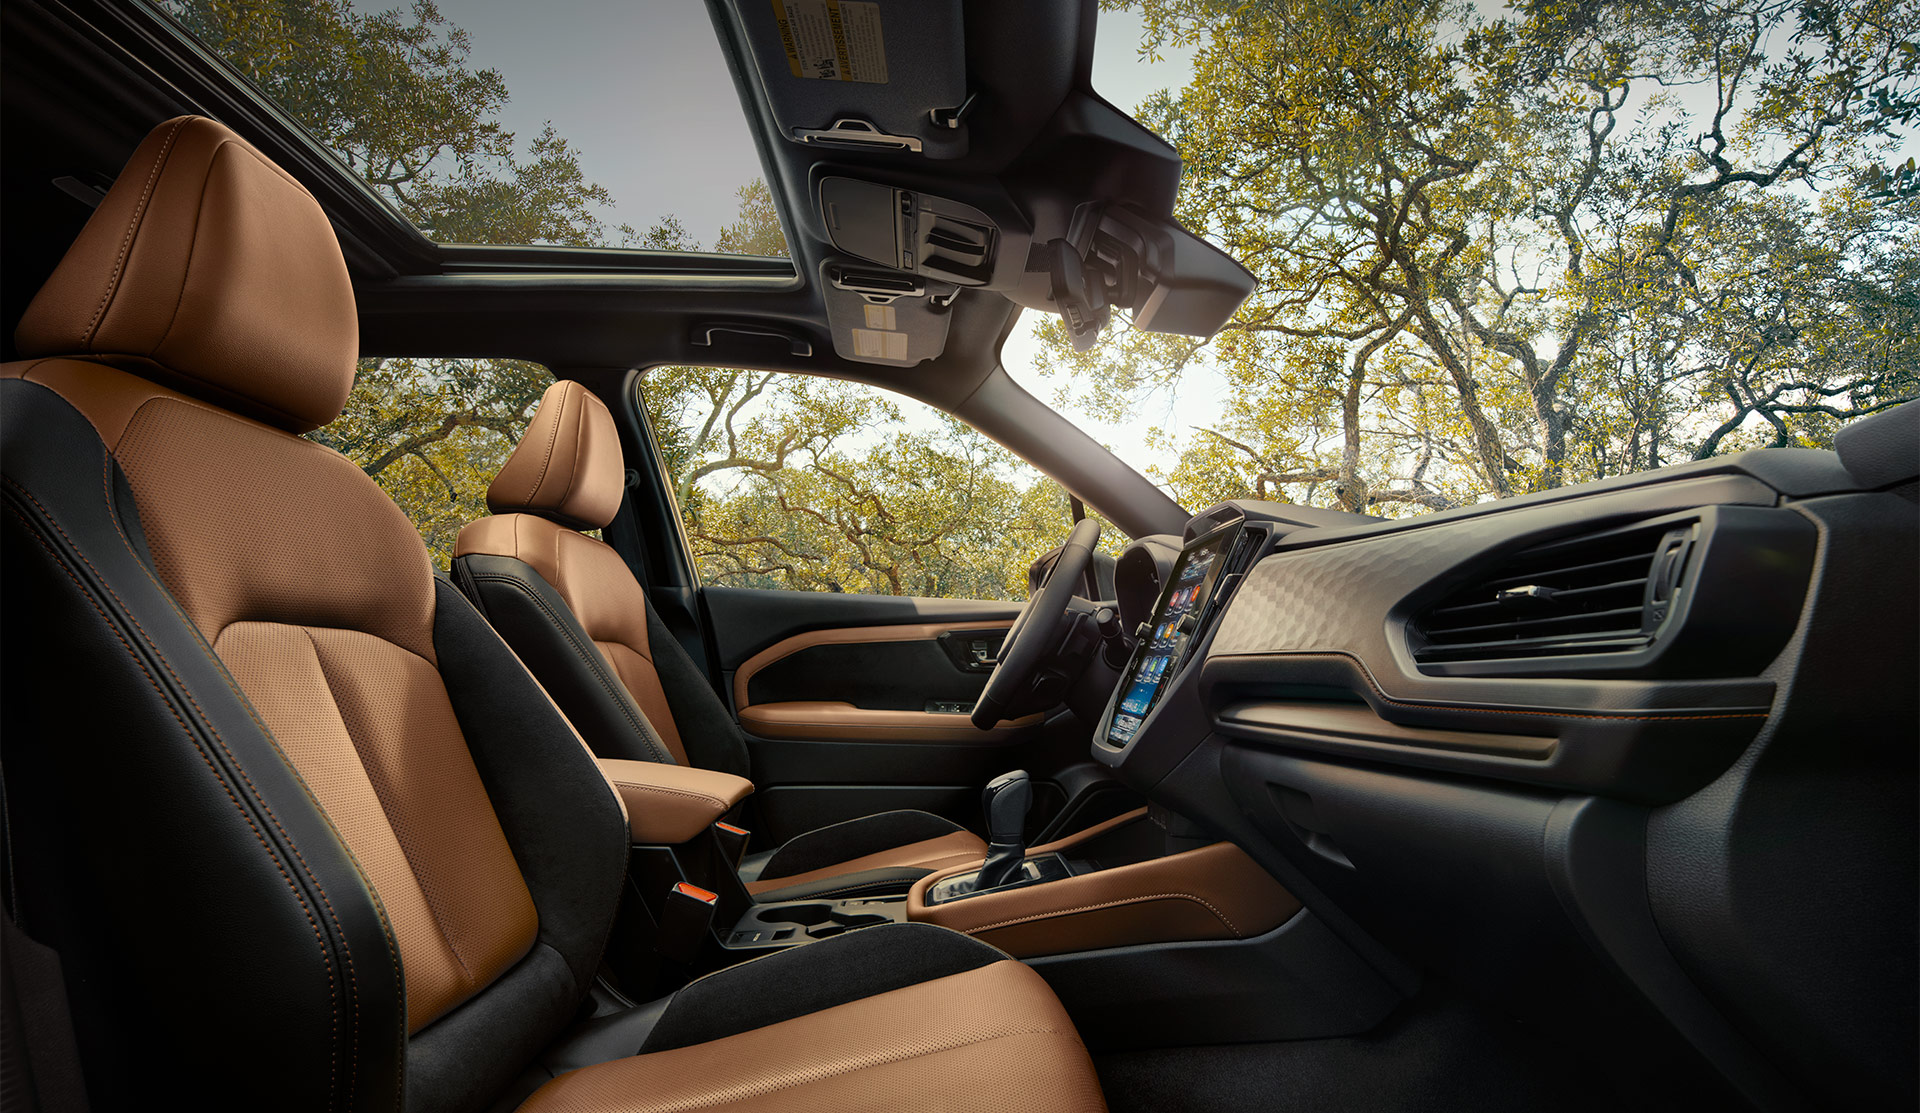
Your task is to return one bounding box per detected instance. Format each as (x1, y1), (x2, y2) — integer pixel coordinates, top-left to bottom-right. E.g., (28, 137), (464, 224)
(1412, 522), (1695, 664)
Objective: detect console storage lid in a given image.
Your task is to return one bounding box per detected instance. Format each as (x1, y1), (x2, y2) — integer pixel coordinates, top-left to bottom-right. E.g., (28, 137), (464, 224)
(597, 759), (753, 845)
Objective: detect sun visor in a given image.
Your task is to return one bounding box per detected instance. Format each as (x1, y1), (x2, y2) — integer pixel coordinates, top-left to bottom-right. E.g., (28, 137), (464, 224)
(819, 263), (957, 367)
(733, 0), (972, 160)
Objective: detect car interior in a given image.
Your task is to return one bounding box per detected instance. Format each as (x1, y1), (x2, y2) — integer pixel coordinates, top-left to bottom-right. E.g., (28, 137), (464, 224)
(1, 1), (1915, 1111)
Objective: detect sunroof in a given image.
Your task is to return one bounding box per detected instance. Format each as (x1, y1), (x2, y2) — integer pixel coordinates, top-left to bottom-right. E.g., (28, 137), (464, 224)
(149, 0), (787, 256)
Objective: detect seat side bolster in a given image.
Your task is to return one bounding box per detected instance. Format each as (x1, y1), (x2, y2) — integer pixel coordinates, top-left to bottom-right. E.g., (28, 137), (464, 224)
(451, 552), (678, 765)
(641, 600), (753, 777)
(419, 578), (630, 1113)
(0, 378), (404, 1111)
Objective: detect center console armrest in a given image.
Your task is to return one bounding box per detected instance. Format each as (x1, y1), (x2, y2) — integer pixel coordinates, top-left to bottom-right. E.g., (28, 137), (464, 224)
(596, 759), (753, 845)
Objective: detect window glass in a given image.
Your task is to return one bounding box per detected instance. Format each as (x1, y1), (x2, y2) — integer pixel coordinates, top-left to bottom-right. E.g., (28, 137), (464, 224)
(1010, 0), (1917, 521)
(309, 357), (552, 565)
(149, 0), (785, 257)
(641, 368), (1085, 600)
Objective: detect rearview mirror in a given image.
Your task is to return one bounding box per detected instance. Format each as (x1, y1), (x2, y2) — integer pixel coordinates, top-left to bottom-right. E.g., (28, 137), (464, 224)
(1045, 203), (1254, 349)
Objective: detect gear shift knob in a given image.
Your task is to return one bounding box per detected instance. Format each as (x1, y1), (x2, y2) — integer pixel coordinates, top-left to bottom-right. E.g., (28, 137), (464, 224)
(976, 770), (1032, 890)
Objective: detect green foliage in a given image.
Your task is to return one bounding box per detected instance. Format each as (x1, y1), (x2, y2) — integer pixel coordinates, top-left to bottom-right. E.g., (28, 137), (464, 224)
(1058, 0), (1918, 515)
(641, 369), (1076, 600)
(161, 0), (630, 245)
(307, 355), (550, 563)
(171, 0), (1071, 590)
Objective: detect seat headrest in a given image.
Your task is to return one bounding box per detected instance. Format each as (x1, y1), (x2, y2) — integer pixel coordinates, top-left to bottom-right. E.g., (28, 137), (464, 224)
(15, 116), (357, 433)
(488, 380), (624, 529)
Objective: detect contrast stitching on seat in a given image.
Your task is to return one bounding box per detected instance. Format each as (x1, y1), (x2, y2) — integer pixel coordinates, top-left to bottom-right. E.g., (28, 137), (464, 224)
(554, 393), (589, 517)
(527, 384), (568, 504)
(85, 117), (188, 347)
(609, 781), (732, 811)
(304, 625), (479, 984)
(87, 444), (399, 1107)
(964, 892), (1243, 938)
(17, 461), (375, 1107)
(147, 139), (227, 361)
(3, 500), (344, 1110)
(470, 570), (673, 763)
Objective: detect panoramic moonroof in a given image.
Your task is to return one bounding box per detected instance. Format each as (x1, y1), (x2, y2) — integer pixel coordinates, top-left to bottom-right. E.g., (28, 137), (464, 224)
(149, 0), (786, 257)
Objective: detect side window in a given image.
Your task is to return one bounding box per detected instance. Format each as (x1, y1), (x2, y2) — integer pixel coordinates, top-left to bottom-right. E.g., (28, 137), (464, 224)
(640, 367), (1079, 601)
(309, 357), (553, 566)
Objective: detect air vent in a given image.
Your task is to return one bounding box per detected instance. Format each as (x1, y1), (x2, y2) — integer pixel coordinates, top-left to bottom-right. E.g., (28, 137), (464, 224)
(1411, 522), (1696, 664)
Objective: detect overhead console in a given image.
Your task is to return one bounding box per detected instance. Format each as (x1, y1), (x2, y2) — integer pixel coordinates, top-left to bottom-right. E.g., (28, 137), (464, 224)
(719, 0), (1256, 366)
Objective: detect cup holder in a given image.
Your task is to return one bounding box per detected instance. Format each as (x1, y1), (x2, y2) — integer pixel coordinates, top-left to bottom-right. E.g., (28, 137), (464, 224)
(756, 902), (834, 927)
(753, 901), (895, 939)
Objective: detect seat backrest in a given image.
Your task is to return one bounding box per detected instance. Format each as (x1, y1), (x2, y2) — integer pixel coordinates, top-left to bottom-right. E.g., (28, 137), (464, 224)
(0, 116), (628, 1113)
(453, 382), (750, 776)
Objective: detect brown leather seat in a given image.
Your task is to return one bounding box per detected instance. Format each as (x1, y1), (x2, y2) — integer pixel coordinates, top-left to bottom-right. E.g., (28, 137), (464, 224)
(0, 115), (1104, 1113)
(452, 383), (989, 901)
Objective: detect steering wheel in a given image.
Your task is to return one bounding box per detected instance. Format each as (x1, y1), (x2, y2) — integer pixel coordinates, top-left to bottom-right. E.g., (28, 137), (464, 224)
(972, 518), (1102, 729)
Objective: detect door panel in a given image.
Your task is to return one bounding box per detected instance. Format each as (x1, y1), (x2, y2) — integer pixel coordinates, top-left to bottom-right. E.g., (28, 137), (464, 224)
(703, 586), (1084, 844)
(734, 621), (1014, 712)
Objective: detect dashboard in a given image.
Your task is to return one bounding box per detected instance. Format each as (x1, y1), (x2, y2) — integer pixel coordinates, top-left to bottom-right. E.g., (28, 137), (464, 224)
(1092, 422), (1919, 1112)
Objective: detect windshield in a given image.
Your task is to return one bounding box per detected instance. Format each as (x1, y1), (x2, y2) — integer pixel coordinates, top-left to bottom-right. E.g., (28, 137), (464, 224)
(1010, 0), (1917, 518)
(149, 0), (784, 255)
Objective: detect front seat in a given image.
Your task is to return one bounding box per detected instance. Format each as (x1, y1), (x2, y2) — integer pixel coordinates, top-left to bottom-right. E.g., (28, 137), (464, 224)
(0, 114), (1105, 1113)
(452, 382), (989, 901)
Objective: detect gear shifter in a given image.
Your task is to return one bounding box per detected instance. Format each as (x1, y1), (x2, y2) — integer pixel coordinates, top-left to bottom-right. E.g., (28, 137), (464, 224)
(975, 769), (1032, 890)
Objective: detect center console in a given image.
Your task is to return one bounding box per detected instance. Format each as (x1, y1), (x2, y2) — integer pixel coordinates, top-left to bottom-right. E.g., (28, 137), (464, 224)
(906, 807), (1300, 958)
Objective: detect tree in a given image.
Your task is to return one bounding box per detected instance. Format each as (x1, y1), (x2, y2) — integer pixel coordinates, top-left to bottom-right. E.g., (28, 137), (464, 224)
(1038, 0), (1917, 515)
(640, 365), (1075, 601)
(169, 0), (1078, 588)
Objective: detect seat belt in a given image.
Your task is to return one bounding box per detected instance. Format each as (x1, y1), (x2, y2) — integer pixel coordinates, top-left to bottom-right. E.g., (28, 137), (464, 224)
(0, 760), (91, 1113)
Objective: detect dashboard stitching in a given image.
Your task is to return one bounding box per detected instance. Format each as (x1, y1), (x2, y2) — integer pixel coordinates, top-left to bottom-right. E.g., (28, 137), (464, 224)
(1250, 652), (1768, 722)
(965, 893), (1241, 937)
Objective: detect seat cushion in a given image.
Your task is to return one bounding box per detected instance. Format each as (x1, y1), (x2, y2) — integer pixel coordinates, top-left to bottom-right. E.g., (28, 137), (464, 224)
(746, 810), (987, 901)
(517, 925), (1105, 1113)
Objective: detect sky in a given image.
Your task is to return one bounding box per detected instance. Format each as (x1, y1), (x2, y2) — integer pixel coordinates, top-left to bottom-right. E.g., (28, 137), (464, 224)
(1002, 7), (1226, 486)
(428, 0), (765, 249)
(418, 0), (1216, 483)
(374, 2), (1914, 504)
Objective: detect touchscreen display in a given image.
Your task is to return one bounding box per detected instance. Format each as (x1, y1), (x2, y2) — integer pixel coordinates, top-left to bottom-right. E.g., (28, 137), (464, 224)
(1106, 523), (1239, 746)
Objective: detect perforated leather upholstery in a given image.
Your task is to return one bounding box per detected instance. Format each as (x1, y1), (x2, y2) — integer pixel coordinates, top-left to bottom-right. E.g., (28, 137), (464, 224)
(454, 385), (990, 891)
(0, 115), (1097, 1113)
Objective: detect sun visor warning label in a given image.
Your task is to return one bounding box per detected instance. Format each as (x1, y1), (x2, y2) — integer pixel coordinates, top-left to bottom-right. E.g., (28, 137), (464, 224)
(851, 328), (908, 361)
(773, 0), (889, 83)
